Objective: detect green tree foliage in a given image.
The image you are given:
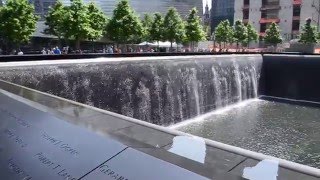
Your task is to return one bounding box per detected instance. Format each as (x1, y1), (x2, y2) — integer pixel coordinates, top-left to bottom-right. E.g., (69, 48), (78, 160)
(0, 0), (38, 52)
(150, 13), (164, 47)
(87, 3), (108, 41)
(214, 20), (233, 50)
(233, 20), (248, 50)
(65, 0), (91, 49)
(299, 18), (317, 44)
(246, 23), (259, 48)
(106, 0), (144, 47)
(142, 13), (153, 42)
(264, 22), (282, 46)
(45, 1), (69, 42)
(185, 8), (206, 51)
(163, 7), (185, 50)
(45, 0), (107, 49)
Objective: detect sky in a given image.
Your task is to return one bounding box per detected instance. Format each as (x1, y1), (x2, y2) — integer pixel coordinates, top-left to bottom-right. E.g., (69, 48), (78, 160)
(203, 0), (212, 13)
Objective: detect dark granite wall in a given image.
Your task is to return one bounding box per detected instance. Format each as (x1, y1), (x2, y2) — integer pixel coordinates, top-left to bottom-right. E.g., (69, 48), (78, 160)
(262, 55), (320, 102)
(0, 55), (262, 126)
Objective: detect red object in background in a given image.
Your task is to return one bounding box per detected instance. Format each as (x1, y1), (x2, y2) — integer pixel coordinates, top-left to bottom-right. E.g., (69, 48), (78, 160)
(293, 0), (302, 5)
(259, 18), (280, 23)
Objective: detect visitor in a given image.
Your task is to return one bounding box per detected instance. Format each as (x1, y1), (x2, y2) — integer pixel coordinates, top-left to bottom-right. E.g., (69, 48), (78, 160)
(17, 49), (23, 55)
(41, 48), (47, 55)
(53, 46), (61, 55)
(47, 48), (53, 55)
(107, 46), (113, 54)
(67, 47), (72, 54)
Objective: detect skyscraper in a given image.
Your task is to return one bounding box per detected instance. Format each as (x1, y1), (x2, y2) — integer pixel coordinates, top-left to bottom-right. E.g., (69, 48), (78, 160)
(63, 0), (203, 18)
(30, 0), (57, 20)
(211, 0), (235, 32)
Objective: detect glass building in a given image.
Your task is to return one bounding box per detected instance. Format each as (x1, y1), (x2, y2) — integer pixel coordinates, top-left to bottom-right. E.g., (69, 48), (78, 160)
(29, 0), (57, 20)
(63, 0), (203, 18)
(211, 0), (235, 32)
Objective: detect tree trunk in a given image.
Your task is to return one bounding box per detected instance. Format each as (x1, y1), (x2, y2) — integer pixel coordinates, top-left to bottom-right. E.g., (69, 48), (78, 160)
(92, 40), (95, 53)
(170, 41), (173, 52)
(75, 38), (81, 50)
(192, 41), (194, 52)
(57, 37), (62, 48)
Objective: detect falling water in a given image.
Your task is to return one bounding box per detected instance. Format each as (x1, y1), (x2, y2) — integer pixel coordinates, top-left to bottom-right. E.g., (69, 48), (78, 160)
(233, 62), (242, 102)
(0, 55), (262, 126)
(212, 66), (222, 108)
(191, 68), (201, 116)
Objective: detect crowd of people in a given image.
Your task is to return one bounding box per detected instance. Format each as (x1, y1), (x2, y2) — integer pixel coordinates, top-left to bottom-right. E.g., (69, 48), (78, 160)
(41, 46), (68, 55)
(0, 45), (184, 55)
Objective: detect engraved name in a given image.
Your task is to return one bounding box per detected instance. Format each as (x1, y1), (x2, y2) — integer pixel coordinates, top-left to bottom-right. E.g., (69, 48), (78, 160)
(3, 129), (28, 148)
(7, 158), (32, 180)
(0, 108), (31, 128)
(34, 152), (77, 180)
(99, 164), (129, 180)
(41, 132), (79, 156)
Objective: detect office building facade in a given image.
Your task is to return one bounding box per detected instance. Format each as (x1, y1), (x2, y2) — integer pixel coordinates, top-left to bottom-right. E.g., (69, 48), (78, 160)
(29, 0), (57, 20)
(62, 0), (203, 18)
(211, 0), (235, 33)
(234, 0), (320, 41)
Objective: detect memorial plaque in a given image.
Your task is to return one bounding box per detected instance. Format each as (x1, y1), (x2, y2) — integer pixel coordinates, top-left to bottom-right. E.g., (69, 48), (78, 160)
(0, 91), (127, 180)
(83, 147), (209, 180)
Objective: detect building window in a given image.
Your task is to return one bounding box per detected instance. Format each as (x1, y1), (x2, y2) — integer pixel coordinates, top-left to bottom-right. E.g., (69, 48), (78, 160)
(292, 20), (300, 31)
(244, 0), (250, 5)
(261, 9), (279, 19)
(262, 0), (280, 6)
(260, 24), (267, 32)
(243, 10), (249, 19)
(293, 6), (301, 16)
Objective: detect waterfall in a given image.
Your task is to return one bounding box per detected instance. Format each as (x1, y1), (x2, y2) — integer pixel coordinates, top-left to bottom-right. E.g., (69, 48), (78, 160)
(0, 55), (262, 126)
(191, 68), (201, 116)
(233, 62), (242, 102)
(212, 66), (222, 108)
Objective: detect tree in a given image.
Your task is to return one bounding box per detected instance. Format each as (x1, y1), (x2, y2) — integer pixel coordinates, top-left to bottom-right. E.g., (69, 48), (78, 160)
(45, 0), (107, 50)
(65, 0), (91, 50)
(264, 22), (282, 46)
(214, 20), (233, 51)
(299, 18), (317, 44)
(45, 1), (69, 45)
(246, 23), (259, 48)
(142, 13), (153, 42)
(233, 20), (247, 51)
(0, 0), (38, 53)
(185, 8), (206, 51)
(163, 7), (185, 51)
(87, 3), (108, 41)
(106, 0), (144, 50)
(150, 13), (164, 49)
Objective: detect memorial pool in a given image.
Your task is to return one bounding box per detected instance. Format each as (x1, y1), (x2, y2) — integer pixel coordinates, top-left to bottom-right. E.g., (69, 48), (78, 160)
(174, 98), (320, 168)
(0, 54), (320, 179)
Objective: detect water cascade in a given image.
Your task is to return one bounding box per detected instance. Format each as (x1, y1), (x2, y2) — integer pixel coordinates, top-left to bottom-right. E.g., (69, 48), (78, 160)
(0, 55), (262, 126)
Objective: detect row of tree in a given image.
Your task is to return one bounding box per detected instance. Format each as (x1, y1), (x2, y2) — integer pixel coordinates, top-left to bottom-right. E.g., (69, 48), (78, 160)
(46, 0), (206, 51)
(213, 20), (282, 51)
(0, 0), (206, 52)
(214, 17), (320, 51)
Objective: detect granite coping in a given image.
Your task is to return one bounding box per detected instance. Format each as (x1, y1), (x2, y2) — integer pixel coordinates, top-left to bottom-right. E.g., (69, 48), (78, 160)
(0, 79), (319, 179)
